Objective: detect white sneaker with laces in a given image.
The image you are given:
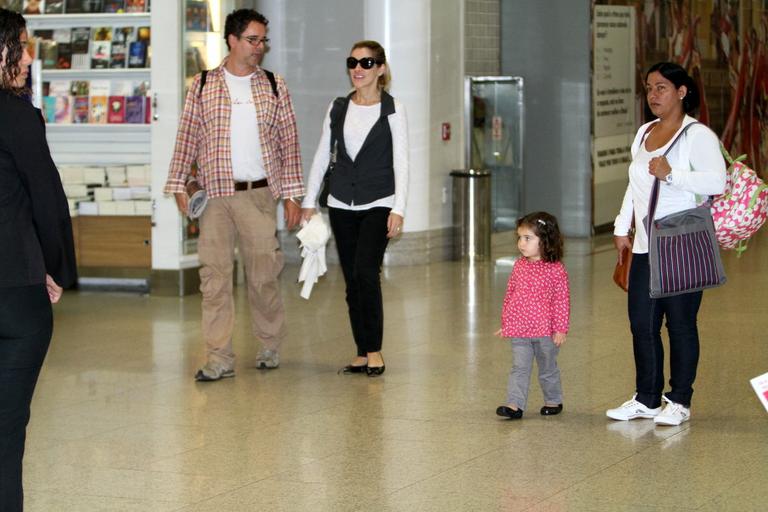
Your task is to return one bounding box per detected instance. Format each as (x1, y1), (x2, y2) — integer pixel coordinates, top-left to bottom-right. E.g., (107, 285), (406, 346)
(653, 396), (690, 426)
(606, 394), (662, 421)
(255, 349), (279, 369)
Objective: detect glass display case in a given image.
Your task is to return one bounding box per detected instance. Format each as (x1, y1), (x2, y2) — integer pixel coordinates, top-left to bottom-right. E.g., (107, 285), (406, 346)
(465, 76), (524, 232)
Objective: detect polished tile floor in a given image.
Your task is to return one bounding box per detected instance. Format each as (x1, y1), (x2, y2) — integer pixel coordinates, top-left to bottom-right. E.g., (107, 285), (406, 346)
(24, 231), (768, 511)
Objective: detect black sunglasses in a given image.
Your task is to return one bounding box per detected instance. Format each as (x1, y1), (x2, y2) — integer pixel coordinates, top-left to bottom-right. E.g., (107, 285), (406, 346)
(346, 57), (381, 70)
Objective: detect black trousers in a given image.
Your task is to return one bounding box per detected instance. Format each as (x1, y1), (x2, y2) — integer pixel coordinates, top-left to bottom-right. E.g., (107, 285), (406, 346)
(329, 207), (390, 356)
(0, 284), (52, 512)
(628, 253), (702, 408)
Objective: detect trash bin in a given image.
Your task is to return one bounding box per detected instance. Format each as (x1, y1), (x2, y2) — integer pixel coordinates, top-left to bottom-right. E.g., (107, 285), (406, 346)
(451, 169), (491, 261)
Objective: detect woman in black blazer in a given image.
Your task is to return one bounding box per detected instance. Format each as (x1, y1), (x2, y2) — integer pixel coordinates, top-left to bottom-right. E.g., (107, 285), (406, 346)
(0, 10), (76, 511)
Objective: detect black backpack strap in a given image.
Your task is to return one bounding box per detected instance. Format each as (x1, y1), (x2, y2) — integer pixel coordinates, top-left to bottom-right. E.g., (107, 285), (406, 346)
(263, 69), (278, 98)
(198, 69), (208, 98)
(200, 68), (278, 98)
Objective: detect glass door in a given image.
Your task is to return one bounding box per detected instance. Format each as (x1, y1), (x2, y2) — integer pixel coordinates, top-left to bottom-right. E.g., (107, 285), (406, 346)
(465, 76), (524, 232)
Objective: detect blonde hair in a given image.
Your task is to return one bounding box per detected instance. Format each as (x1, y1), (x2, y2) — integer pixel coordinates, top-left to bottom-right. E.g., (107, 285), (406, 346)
(350, 40), (390, 90)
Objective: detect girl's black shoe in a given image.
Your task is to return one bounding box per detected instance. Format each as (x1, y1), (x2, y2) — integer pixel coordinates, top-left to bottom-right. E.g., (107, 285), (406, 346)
(540, 404), (563, 416)
(496, 406), (523, 419)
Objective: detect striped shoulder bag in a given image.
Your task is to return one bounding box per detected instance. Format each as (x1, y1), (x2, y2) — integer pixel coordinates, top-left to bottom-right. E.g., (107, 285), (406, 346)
(646, 122), (727, 298)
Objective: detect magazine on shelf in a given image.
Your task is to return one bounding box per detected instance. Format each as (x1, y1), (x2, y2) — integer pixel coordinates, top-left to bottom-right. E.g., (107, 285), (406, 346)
(90, 40), (111, 69)
(88, 80), (110, 124)
(54, 95), (72, 124)
(70, 27), (90, 70)
(114, 26), (134, 43)
(111, 79), (135, 96)
(103, 1), (124, 12)
(42, 96), (56, 123)
(127, 40), (146, 68)
(110, 42), (127, 68)
(125, 95), (144, 123)
(22, 0), (43, 15)
(136, 26), (150, 42)
(107, 96), (125, 123)
(93, 26), (113, 42)
(49, 80), (72, 124)
(124, 0), (145, 13)
(0, 1), (23, 13)
(89, 96), (108, 124)
(70, 80), (89, 97)
(44, 0), (64, 13)
(53, 29), (72, 69)
(186, 1), (209, 32)
(32, 29), (53, 40)
(73, 96), (89, 124)
(39, 39), (58, 70)
(67, 0), (103, 12)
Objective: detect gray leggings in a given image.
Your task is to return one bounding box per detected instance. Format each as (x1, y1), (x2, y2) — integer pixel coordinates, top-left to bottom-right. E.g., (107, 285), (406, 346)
(505, 337), (562, 410)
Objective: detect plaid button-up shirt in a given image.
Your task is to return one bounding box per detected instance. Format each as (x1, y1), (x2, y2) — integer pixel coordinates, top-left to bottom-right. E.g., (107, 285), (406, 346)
(164, 61), (304, 200)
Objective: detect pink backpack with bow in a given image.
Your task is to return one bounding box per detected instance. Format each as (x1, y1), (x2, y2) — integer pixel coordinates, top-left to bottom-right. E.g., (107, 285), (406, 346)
(710, 146), (768, 255)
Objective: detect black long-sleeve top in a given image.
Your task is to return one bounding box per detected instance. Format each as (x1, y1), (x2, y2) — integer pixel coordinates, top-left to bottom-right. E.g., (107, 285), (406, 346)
(0, 90), (76, 288)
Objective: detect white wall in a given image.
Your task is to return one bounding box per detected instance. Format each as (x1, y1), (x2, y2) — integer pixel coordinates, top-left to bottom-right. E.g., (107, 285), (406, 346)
(258, 0), (463, 235)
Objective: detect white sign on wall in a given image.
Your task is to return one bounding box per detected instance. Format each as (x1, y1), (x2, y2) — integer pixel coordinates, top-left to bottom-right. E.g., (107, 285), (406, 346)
(592, 5), (636, 226)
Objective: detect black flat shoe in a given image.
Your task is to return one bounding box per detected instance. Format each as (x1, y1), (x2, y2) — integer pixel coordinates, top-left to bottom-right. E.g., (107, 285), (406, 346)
(338, 364), (367, 375)
(366, 365), (385, 377)
(540, 404), (563, 416)
(496, 406), (523, 419)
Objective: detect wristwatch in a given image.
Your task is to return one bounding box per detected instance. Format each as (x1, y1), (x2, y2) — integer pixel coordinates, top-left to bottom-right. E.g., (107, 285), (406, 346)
(665, 173), (673, 184)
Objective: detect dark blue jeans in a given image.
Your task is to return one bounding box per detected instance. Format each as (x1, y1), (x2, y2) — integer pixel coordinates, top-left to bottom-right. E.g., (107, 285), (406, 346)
(0, 284), (52, 512)
(628, 253), (702, 408)
(329, 207), (390, 356)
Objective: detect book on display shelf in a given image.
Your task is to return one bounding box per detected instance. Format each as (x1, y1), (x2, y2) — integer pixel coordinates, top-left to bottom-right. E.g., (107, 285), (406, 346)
(42, 96), (56, 123)
(113, 26), (134, 43)
(124, 95), (143, 123)
(136, 26), (150, 42)
(124, 0), (145, 13)
(103, 1), (124, 12)
(92, 26), (112, 42)
(40, 40), (58, 69)
(53, 94), (72, 123)
(89, 95), (108, 124)
(127, 40), (146, 68)
(70, 80), (89, 97)
(90, 40), (111, 69)
(73, 96), (89, 124)
(70, 27), (90, 70)
(53, 29), (72, 69)
(22, 0), (43, 15)
(67, 0), (103, 13)
(110, 42), (127, 68)
(0, 1), (22, 12)
(44, 0), (64, 13)
(107, 96), (125, 123)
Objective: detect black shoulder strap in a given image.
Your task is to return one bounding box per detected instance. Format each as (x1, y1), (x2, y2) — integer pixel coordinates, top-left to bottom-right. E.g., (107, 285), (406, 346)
(328, 96), (347, 155)
(198, 69), (208, 98)
(263, 69), (278, 98)
(198, 69), (278, 98)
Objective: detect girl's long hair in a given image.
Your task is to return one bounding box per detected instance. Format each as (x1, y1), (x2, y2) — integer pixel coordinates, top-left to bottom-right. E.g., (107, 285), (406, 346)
(0, 9), (27, 95)
(517, 211), (564, 263)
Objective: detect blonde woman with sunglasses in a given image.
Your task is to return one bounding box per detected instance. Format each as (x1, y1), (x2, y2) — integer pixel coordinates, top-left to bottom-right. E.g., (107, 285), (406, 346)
(302, 41), (409, 377)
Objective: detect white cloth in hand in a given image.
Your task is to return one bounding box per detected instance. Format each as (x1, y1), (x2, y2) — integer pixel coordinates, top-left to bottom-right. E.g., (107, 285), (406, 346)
(296, 213), (331, 299)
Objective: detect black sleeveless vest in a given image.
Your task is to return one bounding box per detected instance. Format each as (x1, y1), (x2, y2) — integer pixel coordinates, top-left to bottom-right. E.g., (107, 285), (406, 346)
(329, 91), (396, 206)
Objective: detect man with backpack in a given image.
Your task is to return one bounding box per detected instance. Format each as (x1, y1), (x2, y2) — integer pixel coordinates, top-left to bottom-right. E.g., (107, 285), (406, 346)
(164, 9), (304, 381)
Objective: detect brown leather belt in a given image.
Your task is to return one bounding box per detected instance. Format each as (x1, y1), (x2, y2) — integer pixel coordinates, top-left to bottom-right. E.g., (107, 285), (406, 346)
(234, 179), (268, 191)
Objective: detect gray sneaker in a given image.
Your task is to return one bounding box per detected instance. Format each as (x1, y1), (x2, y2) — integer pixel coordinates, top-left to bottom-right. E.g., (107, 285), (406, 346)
(255, 349), (279, 369)
(194, 362), (235, 382)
